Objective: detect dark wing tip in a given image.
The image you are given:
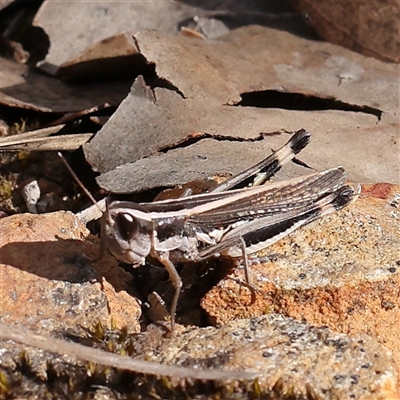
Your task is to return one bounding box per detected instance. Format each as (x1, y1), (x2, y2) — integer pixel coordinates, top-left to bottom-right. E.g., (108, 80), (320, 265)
(290, 129), (311, 154)
(333, 185), (356, 210)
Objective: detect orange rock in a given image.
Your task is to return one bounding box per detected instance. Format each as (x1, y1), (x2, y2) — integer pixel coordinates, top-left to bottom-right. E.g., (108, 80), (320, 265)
(0, 211), (141, 334)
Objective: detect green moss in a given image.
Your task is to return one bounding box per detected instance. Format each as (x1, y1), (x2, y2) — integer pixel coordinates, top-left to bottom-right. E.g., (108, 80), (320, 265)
(0, 370), (10, 396)
(251, 378), (261, 399)
(9, 118), (41, 136)
(0, 176), (13, 201)
(16, 351), (32, 375)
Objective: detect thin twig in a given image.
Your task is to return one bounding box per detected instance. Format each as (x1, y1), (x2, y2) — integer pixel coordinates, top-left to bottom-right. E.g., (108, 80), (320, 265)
(76, 198), (106, 224)
(0, 322), (256, 381)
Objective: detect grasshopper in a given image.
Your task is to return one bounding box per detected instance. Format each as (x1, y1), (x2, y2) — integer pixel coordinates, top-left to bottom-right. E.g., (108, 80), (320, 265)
(99, 129), (357, 330)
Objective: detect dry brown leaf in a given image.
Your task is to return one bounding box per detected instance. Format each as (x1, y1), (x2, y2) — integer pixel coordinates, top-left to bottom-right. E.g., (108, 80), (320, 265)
(32, 1), (316, 80)
(0, 133), (92, 151)
(54, 32), (144, 81)
(289, 0), (400, 63)
(0, 124), (65, 145)
(33, 0), (222, 77)
(0, 56), (131, 112)
(0, 0), (13, 11)
(83, 26), (399, 193)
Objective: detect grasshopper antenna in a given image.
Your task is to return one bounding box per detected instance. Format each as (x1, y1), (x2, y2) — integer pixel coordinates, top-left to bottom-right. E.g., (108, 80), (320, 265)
(57, 152), (105, 223)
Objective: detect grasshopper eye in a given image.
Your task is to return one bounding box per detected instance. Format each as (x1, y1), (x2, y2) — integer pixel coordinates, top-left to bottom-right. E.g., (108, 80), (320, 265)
(116, 213), (139, 241)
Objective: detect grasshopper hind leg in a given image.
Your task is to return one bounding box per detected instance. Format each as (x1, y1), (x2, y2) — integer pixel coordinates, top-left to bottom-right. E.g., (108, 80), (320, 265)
(158, 254), (183, 332)
(234, 238), (258, 304)
(211, 129), (311, 193)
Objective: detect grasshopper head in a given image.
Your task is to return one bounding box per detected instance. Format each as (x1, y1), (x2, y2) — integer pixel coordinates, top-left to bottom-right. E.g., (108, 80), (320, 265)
(103, 199), (153, 266)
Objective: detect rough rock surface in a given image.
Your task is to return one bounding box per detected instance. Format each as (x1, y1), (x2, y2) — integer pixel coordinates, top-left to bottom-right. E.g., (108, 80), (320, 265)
(136, 316), (398, 400)
(0, 211), (141, 335)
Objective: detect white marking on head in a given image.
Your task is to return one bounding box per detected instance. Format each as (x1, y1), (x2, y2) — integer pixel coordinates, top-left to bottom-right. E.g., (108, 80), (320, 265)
(122, 213), (134, 222)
